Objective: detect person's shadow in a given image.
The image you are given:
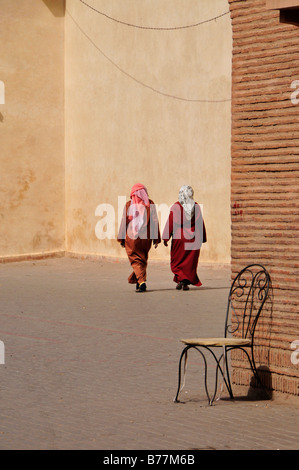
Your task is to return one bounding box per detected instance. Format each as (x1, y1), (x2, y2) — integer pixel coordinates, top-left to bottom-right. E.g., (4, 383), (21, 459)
(146, 286), (229, 293)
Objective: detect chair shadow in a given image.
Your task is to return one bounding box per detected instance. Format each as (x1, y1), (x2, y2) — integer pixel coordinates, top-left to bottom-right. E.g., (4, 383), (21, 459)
(221, 366), (273, 403)
(247, 366), (273, 400)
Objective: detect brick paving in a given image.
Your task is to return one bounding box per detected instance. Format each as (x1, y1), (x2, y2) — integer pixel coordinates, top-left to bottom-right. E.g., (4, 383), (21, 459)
(0, 257), (298, 450)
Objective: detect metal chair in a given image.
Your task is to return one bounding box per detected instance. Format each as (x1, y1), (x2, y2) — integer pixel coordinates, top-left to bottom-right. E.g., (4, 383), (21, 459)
(174, 264), (271, 405)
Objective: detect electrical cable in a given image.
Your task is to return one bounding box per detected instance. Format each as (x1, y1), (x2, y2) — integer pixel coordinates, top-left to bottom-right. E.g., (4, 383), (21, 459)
(66, 8), (232, 103)
(79, 0), (230, 31)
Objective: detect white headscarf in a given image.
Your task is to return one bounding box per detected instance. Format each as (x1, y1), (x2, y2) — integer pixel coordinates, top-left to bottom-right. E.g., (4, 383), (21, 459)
(179, 185), (195, 220)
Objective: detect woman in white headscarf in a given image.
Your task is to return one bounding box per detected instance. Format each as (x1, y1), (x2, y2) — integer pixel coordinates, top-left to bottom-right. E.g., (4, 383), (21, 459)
(162, 185), (207, 290)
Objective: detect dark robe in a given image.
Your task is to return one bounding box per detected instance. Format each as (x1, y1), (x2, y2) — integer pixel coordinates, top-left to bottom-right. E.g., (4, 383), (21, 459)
(162, 202), (207, 286)
(117, 199), (161, 284)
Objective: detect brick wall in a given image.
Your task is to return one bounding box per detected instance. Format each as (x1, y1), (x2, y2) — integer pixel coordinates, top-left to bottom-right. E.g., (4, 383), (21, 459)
(229, 0), (299, 396)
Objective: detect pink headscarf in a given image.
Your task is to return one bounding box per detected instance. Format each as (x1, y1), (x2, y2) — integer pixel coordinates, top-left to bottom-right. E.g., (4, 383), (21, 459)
(130, 183), (150, 207)
(128, 184), (149, 237)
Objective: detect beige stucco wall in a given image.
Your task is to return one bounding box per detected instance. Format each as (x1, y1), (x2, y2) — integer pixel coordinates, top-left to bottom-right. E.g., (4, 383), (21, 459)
(1, 0), (231, 263)
(65, 0), (232, 264)
(0, 0), (65, 259)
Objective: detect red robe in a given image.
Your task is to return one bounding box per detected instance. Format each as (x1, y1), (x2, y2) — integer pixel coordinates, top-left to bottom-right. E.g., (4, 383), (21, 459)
(118, 200), (161, 284)
(162, 202), (207, 286)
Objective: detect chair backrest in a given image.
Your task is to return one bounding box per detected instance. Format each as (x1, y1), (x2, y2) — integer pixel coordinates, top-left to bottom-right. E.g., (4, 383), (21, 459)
(225, 264), (271, 340)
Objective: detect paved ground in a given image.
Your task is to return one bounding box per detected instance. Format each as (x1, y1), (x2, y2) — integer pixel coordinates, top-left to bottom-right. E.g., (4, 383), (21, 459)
(0, 256), (298, 451)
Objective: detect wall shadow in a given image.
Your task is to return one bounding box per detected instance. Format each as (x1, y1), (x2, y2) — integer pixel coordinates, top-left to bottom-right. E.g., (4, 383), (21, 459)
(42, 0), (65, 17)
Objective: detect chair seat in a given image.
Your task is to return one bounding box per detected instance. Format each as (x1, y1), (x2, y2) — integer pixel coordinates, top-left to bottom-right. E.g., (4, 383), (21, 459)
(180, 337), (252, 347)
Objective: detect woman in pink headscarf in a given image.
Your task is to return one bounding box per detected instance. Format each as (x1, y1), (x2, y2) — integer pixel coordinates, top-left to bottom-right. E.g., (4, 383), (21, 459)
(118, 184), (161, 292)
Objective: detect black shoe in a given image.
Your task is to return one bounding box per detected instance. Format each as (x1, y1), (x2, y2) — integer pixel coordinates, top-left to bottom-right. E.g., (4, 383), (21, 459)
(136, 282), (139, 291)
(136, 282), (147, 292)
(183, 280), (190, 291)
(176, 282), (183, 290)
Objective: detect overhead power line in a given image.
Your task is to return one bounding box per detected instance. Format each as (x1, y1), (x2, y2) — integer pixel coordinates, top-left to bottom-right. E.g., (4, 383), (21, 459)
(79, 0), (230, 31)
(66, 8), (232, 103)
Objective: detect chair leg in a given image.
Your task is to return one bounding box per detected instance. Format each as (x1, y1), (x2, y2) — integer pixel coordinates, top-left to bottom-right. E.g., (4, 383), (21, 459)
(174, 346), (212, 405)
(174, 346), (235, 405)
(224, 347), (234, 399)
(194, 347), (212, 405)
(209, 349), (233, 405)
(174, 346), (189, 402)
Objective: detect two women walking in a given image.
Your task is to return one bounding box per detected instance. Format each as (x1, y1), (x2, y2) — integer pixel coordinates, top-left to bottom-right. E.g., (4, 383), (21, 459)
(118, 184), (207, 292)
